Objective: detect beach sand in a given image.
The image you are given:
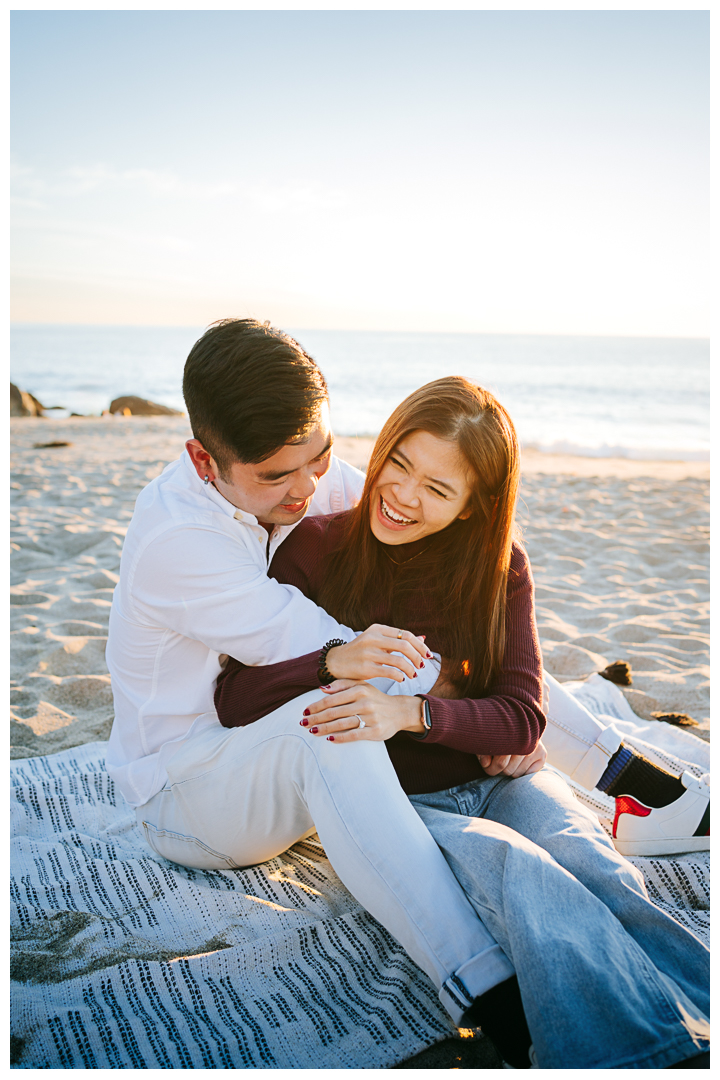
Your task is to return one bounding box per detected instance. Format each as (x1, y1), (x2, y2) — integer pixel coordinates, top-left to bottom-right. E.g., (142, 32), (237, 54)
(11, 416), (709, 759)
(9, 416), (709, 1068)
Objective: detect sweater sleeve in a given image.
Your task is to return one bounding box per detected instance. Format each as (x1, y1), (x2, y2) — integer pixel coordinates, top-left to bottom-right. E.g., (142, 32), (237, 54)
(417, 546), (546, 756)
(215, 649), (323, 728)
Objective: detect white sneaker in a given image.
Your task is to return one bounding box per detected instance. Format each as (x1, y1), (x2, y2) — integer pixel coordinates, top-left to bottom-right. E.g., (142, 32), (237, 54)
(612, 771), (710, 857)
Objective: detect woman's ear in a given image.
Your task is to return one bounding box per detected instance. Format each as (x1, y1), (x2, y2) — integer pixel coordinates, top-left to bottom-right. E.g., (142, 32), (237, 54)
(458, 506), (472, 521)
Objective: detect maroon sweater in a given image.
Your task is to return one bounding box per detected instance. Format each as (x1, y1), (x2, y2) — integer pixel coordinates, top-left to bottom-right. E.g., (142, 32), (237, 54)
(215, 512), (545, 796)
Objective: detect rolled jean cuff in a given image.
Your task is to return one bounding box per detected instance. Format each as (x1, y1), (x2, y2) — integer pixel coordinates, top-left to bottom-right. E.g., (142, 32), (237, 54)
(438, 944), (515, 1025)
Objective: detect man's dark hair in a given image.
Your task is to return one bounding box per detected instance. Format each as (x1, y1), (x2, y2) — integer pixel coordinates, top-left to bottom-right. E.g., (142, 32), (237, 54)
(183, 318), (329, 476)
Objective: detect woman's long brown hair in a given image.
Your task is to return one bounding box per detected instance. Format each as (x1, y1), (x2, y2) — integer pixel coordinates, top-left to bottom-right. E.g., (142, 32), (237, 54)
(318, 376), (521, 697)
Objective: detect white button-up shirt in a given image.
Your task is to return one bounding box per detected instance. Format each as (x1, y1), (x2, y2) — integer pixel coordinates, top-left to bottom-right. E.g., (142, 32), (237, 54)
(106, 449), (365, 808)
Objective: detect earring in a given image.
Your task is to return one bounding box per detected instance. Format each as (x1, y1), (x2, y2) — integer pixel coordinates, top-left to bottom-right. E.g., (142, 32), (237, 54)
(203, 475), (210, 485)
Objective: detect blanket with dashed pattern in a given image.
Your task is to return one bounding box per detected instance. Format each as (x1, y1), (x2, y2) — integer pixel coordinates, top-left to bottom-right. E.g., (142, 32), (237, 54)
(10, 677), (709, 1069)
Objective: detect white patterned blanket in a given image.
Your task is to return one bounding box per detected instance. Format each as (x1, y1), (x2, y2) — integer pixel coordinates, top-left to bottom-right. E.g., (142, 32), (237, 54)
(10, 677), (709, 1069)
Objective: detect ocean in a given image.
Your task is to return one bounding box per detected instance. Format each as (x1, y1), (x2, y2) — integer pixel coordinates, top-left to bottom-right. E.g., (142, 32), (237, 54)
(10, 325), (709, 461)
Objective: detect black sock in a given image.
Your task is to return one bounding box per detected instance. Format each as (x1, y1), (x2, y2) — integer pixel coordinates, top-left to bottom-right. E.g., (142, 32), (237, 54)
(603, 749), (685, 808)
(669, 1051), (710, 1068)
(465, 975), (532, 1068)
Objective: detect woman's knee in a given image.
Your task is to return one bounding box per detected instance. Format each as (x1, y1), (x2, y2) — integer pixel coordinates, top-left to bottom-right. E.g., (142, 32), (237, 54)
(507, 775), (648, 897)
(419, 804), (556, 873)
(505, 770), (606, 831)
(487, 769), (573, 822)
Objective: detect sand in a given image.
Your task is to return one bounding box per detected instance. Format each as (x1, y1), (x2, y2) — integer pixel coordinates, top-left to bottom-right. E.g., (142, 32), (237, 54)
(9, 415), (710, 1070)
(10, 416), (709, 761)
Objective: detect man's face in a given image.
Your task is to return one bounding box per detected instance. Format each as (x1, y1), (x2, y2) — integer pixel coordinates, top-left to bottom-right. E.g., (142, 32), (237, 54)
(193, 402), (334, 526)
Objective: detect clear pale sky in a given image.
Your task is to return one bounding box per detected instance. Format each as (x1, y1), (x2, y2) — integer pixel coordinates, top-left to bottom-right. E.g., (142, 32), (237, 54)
(10, 9), (709, 335)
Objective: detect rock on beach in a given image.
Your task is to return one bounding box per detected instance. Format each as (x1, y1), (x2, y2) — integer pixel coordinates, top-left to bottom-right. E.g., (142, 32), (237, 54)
(108, 395), (183, 416)
(11, 382), (45, 417)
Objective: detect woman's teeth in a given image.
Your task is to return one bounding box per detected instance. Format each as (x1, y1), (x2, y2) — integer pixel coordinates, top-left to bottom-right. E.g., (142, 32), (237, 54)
(380, 495), (417, 525)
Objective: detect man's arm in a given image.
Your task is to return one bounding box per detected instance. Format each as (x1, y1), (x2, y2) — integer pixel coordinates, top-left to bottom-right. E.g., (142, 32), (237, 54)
(128, 525), (356, 666)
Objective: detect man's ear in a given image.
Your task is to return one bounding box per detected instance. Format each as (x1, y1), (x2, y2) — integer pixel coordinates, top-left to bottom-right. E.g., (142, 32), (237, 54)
(186, 439), (217, 483)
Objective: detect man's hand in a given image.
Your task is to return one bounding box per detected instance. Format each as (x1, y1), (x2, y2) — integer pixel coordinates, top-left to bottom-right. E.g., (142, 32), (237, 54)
(478, 740), (547, 778)
(427, 656), (460, 699)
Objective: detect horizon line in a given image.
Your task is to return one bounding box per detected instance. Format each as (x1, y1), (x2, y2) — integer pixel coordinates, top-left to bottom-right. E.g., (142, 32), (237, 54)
(9, 322), (709, 343)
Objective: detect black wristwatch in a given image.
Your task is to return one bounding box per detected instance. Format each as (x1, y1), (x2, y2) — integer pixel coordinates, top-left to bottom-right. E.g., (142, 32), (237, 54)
(411, 698), (433, 740)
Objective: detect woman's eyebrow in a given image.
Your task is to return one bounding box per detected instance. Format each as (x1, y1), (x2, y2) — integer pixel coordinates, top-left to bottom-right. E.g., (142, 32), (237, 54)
(394, 447), (458, 496)
(426, 475), (457, 496)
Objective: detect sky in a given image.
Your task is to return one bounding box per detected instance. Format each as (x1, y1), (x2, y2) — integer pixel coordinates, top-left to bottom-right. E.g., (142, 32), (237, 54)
(10, 8), (709, 336)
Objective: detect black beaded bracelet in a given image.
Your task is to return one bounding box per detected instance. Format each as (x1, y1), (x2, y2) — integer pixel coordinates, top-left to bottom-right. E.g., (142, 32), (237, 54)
(317, 638), (346, 684)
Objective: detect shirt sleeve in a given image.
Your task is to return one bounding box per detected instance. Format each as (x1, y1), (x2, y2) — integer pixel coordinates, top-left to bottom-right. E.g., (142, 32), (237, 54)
(127, 523), (354, 666)
(417, 547), (546, 756)
(213, 514), (343, 725)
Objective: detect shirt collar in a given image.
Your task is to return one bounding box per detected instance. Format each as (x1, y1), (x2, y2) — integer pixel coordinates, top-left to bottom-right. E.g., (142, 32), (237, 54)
(179, 449), (298, 542)
(181, 448), (254, 520)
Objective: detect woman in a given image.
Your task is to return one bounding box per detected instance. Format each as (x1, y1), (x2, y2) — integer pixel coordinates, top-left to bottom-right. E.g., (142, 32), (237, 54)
(215, 377), (709, 1069)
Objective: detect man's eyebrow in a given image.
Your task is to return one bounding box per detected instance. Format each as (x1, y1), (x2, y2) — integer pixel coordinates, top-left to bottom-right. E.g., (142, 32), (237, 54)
(256, 466), (294, 481)
(313, 434), (334, 461)
(393, 447), (458, 497)
(256, 436), (334, 482)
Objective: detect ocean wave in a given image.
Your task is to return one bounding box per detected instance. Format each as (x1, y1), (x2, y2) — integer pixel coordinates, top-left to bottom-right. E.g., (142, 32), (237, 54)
(521, 440), (709, 462)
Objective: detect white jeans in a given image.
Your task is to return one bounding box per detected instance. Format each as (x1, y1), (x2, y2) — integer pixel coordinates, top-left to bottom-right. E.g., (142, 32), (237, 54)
(137, 685), (514, 1024)
(542, 671), (623, 788)
(137, 671), (623, 1022)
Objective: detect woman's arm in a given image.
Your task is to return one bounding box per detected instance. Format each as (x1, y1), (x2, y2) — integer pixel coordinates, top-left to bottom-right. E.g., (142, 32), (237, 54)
(215, 650), (323, 728)
(215, 624), (429, 729)
(304, 545), (546, 756)
(417, 547), (545, 756)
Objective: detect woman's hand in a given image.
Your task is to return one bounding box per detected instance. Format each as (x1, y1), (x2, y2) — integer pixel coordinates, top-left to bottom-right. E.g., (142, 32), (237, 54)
(325, 625), (431, 684)
(478, 740), (547, 778)
(300, 680), (425, 742)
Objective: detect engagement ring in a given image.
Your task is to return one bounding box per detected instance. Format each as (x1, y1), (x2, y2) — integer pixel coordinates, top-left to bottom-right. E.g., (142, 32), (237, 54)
(355, 715), (366, 729)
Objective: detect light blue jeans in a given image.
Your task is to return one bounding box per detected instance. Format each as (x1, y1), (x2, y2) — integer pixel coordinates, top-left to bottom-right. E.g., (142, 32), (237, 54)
(410, 769), (710, 1069)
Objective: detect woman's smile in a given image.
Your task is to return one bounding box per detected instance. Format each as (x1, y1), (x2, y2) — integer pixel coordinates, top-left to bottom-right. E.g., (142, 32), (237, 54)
(377, 493), (419, 531)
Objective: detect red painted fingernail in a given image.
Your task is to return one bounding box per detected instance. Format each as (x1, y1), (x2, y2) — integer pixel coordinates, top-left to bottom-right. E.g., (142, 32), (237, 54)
(303, 708), (310, 716)
(412, 672), (417, 678)
(420, 661), (425, 668)
(326, 735), (335, 742)
(321, 685), (332, 690)
(426, 652), (432, 659)
(300, 719), (309, 727)
(310, 726), (319, 734)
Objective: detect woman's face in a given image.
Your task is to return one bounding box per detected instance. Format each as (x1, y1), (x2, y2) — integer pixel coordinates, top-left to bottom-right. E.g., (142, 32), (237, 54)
(369, 430), (473, 546)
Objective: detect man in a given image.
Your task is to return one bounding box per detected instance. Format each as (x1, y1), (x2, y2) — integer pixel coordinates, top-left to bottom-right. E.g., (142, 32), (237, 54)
(106, 317), (530, 1063)
(106, 317), (706, 1065)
